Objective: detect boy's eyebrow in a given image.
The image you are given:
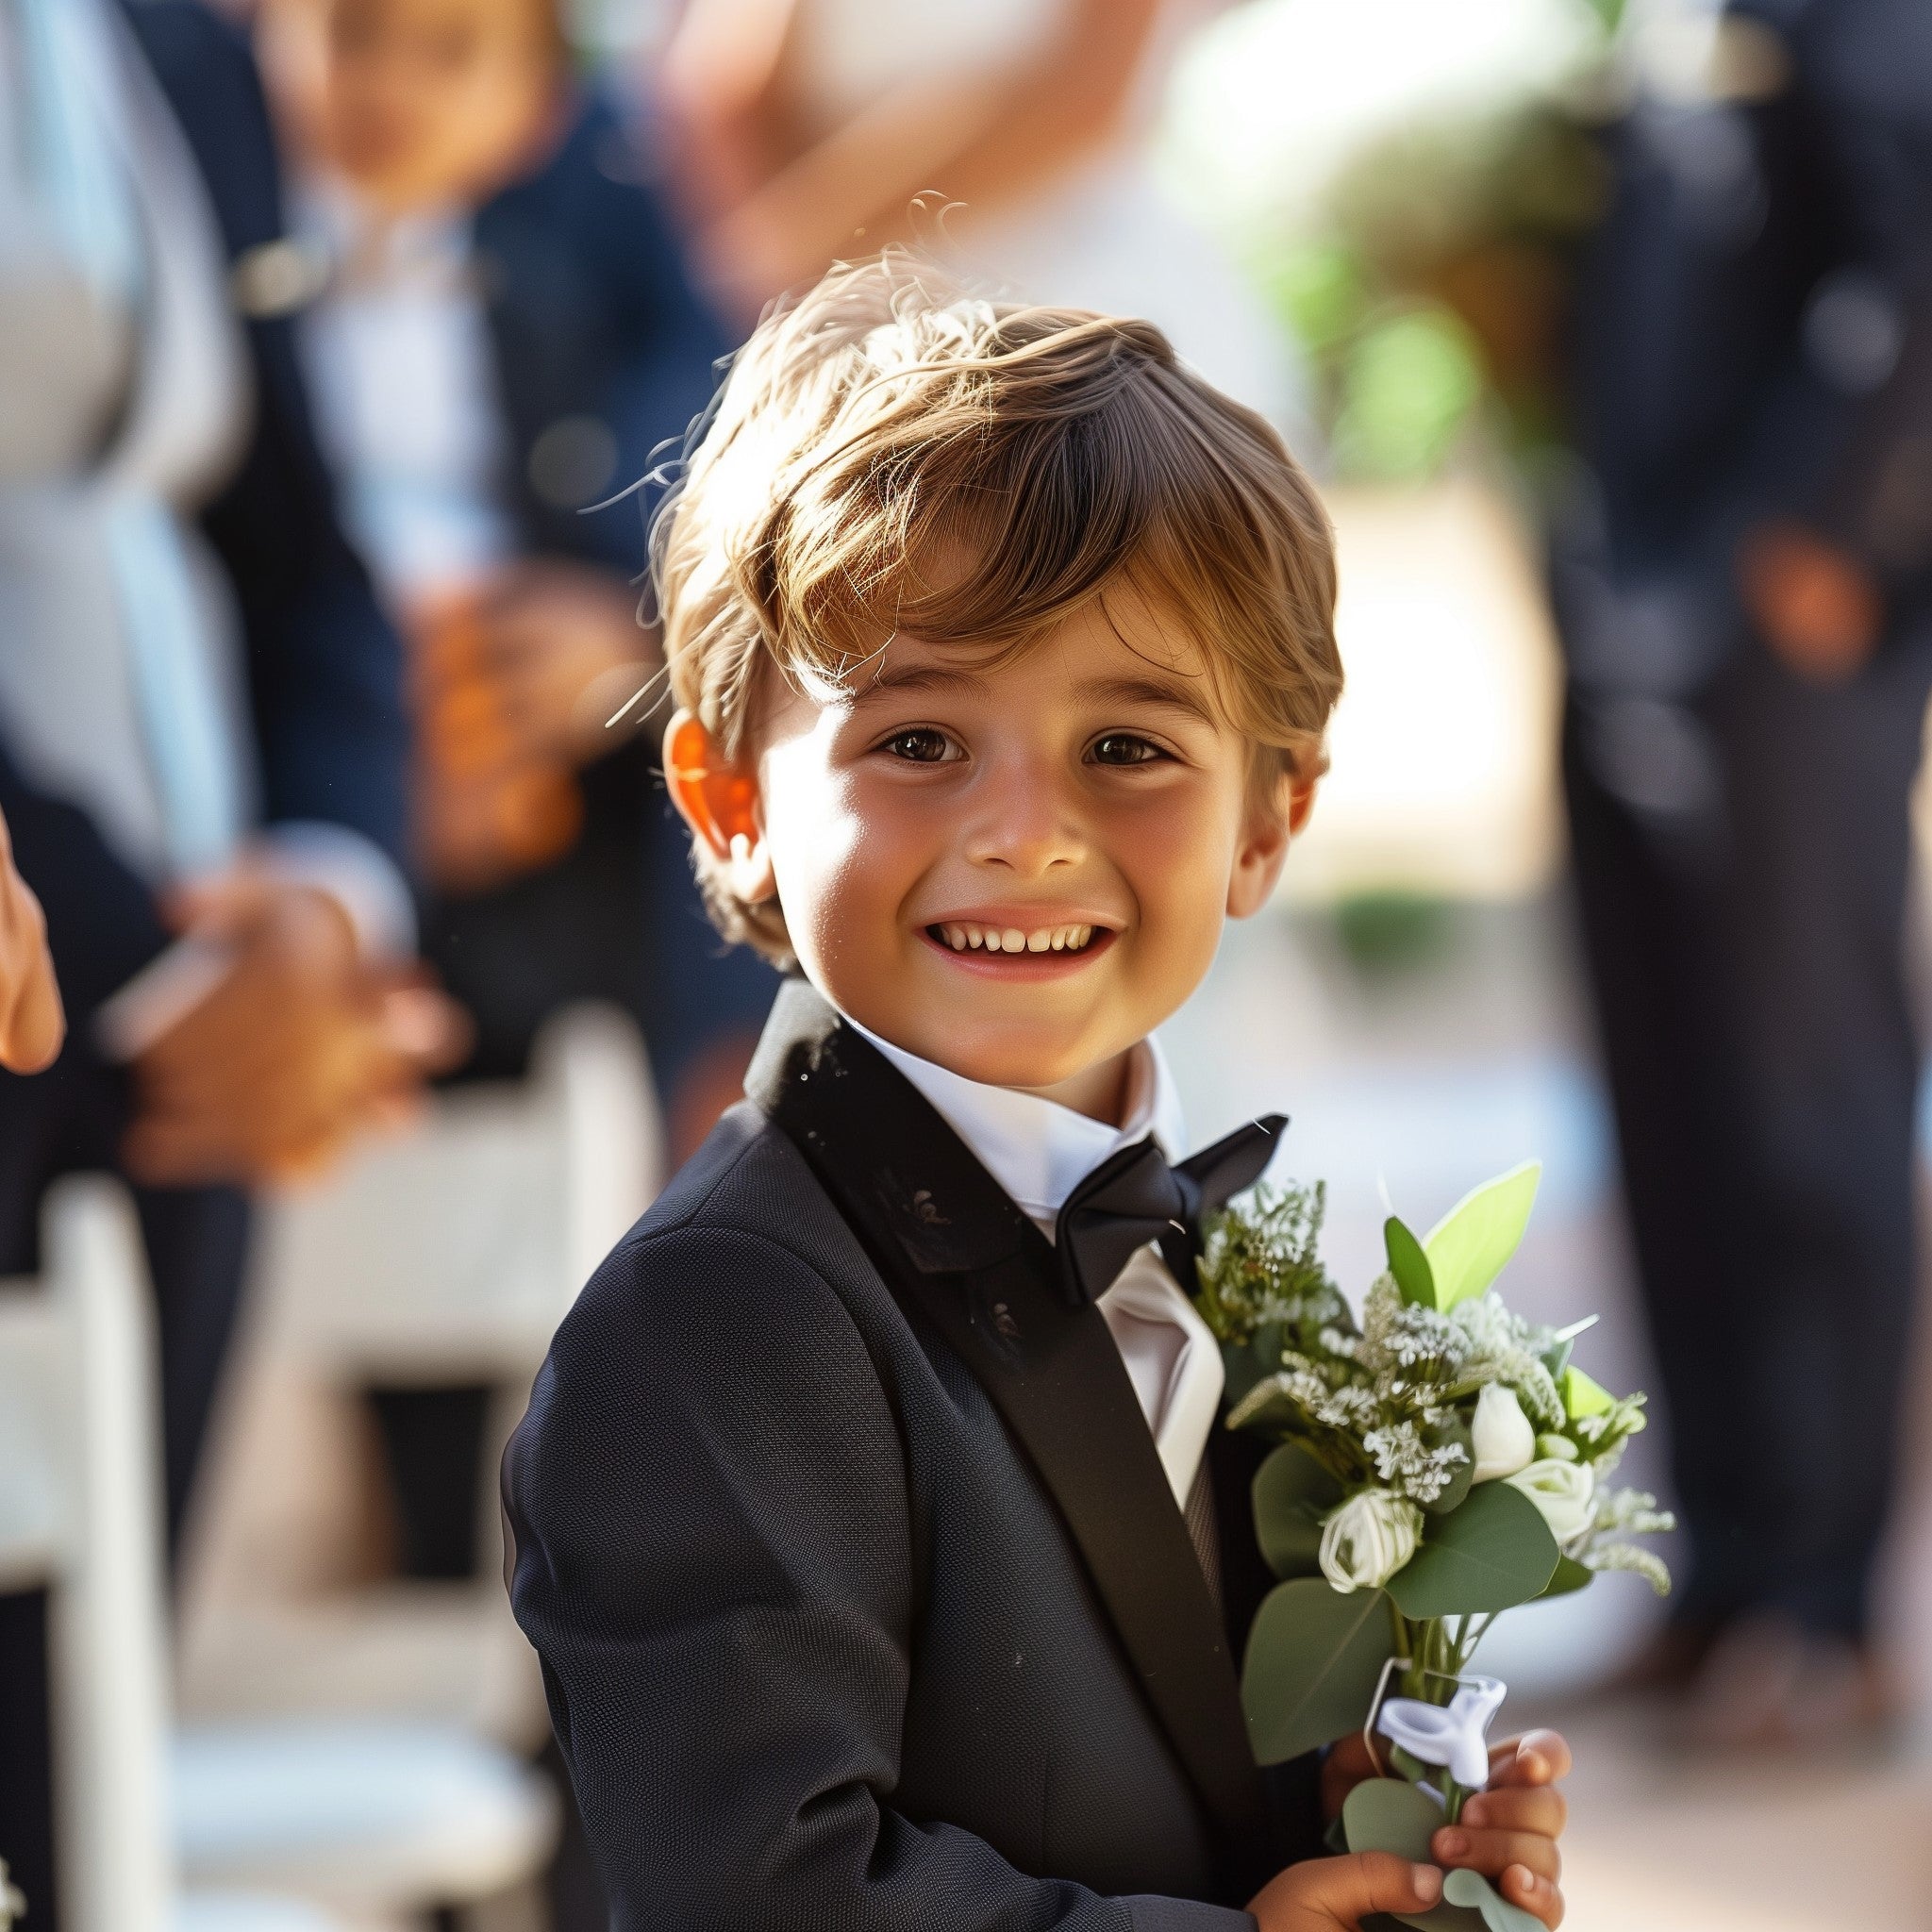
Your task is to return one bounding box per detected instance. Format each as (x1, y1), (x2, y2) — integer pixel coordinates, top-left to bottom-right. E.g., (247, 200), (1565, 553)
(847, 662), (993, 703)
(843, 663), (1217, 723)
(1080, 674), (1218, 724)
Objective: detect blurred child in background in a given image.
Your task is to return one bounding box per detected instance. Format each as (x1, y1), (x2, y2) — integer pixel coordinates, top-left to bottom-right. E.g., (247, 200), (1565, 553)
(258, 0), (774, 1172)
(257, 0), (771, 1665)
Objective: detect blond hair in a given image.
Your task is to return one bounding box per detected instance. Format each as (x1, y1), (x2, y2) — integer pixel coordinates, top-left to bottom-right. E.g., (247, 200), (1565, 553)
(654, 253), (1342, 963)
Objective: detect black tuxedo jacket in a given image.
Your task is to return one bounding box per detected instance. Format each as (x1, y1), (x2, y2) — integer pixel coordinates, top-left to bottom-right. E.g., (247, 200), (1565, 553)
(506, 982), (1320, 1931)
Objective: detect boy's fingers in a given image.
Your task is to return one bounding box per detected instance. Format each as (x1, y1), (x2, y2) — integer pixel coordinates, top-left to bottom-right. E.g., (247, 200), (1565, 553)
(1488, 1728), (1572, 1786)
(1432, 1824), (1560, 1885)
(1502, 1862), (1565, 1929)
(1458, 1785), (1567, 1839)
(1330, 1852), (1444, 1923)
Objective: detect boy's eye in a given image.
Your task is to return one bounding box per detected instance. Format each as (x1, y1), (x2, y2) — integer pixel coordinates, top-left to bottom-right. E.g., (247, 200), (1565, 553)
(1089, 733), (1166, 767)
(880, 727), (958, 764)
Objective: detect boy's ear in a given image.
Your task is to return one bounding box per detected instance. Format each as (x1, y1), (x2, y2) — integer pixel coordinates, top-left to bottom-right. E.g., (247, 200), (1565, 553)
(1226, 772), (1318, 920)
(664, 709), (777, 906)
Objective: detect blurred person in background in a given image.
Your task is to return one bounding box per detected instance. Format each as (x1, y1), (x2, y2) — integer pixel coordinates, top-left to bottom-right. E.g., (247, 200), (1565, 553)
(658, 0), (1307, 431)
(253, 7), (773, 1920)
(1554, 0), (1932, 1745)
(0, 0), (459, 1920)
(257, 0), (774, 1173)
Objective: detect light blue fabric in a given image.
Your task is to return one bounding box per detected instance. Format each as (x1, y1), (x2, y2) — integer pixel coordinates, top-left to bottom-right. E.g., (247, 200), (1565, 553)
(104, 496), (244, 875)
(13, 0), (242, 876)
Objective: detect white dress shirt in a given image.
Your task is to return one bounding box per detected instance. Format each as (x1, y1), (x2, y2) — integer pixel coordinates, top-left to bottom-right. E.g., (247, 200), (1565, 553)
(296, 182), (516, 604)
(846, 1019), (1225, 1510)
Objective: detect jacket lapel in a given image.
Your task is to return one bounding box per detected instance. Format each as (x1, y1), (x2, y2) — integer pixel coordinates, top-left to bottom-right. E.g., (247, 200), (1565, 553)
(746, 982), (1268, 1876)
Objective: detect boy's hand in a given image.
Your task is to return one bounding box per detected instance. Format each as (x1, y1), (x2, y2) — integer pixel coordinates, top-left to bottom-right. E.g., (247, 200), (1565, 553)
(1318, 1727), (1570, 1929)
(1427, 1730), (1568, 1928)
(1248, 1851), (1443, 1930)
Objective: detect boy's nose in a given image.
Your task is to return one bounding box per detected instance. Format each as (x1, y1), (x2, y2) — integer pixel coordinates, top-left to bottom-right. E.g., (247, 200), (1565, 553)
(960, 772), (1087, 877)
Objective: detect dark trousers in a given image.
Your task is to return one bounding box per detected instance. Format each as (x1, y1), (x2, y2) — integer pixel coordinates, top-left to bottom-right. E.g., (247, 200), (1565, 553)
(0, 1054), (251, 1930)
(1564, 627), (1932, 1639)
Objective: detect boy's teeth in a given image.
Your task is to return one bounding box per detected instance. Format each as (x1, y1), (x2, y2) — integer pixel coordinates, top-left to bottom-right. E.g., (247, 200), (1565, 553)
(936, 921), (1102, 954)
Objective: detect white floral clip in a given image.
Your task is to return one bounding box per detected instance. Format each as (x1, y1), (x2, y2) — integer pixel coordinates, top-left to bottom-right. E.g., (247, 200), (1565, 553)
(1372, 1672), (1507, 1792)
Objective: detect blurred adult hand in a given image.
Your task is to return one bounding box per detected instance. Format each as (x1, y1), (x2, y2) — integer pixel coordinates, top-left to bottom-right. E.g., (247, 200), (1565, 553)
(1738, 520), (1884, 681)
(0, 807), (63, 1073)
(409, 560), (653, 894)
(125, 866), (467, 1186)
(475, 558), (656, 769)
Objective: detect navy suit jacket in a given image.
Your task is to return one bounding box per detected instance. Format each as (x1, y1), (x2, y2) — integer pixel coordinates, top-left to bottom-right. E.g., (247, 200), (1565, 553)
(1569, 0), (1932, 629)
(0, 0), (409, 1035)
(475, 94), (732, 577)
(506, 982), (1320, 1932)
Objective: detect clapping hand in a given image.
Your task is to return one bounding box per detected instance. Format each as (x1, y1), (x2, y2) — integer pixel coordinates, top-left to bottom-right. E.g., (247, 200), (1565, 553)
(125, 866), (466, 1186)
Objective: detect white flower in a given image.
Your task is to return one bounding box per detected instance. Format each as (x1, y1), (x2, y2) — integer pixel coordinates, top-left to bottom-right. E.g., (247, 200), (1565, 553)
(1507, 1458), (1595, 1543)
(1470, 1384), (1536, 1482)
(1319, 1489), (1424, 1593)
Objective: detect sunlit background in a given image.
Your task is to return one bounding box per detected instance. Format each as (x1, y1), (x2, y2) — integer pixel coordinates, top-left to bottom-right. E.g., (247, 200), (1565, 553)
(7, 0), (1930, 1926)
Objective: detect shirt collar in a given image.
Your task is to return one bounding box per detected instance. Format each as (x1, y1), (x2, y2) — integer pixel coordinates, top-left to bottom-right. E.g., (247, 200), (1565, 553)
(843, 1015), (1188, 1226)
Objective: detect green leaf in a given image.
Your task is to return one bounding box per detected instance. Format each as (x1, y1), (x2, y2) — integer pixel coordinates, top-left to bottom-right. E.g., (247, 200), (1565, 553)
(1241, 1578), (1397, 1765)
(1443, 1868), (1546, 1932)
(1253, 1442), (1343, 1578)
(1221, 1342), (1268, 1413)
(1343, 1778), (1440, 1860)
(1253, 1319), (1286, 1373)
(1539, 1556), (1593, 1600)
(1384, 1482), (1560, 1619)
(1385, 1216), (1437, 1307)
(1561, 1365), (1614, 1419)
(1422, 1413), (1474, 1517)
(1423, 1160), (1541, 1310)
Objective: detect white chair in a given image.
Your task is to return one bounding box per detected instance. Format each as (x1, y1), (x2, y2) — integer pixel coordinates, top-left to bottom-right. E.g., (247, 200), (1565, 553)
(173, 1005), (658, 1913)
(264, 1001), (661, 1388)
(0, 1174), (347, 1932)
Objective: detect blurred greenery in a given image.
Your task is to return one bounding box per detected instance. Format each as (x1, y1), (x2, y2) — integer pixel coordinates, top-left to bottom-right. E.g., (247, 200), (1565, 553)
(1175, 0), (1624, 486)
(1331, 891), (1458, 978)
(1331, 309), (1486, 480)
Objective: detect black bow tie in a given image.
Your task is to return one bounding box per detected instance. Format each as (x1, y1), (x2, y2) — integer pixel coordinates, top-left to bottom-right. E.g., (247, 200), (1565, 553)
(1053, 1114), (1287, 1308)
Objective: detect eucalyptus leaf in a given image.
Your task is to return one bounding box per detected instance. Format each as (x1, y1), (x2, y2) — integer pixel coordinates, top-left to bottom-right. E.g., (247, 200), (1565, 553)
(1253, 1442), (1343, 1579)
(1385, 1216), (1437, 1308)
(1242, 1578), (1397, 1765)
(1539, 1556), (1593, 1599)
(1443, 1869), (1545, 1932)
(1343, 1778), (1439, 1860)
(1385, 1482), (1560, 1619)
(1423, 1161), (1541, 1310)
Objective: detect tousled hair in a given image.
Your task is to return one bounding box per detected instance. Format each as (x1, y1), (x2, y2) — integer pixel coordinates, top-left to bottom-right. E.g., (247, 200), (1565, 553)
(652, 251), (1342, 964)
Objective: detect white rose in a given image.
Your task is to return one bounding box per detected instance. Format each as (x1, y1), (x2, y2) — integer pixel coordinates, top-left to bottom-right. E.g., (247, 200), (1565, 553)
(1507, 1458), (1595, 1544)
(1319, 1489), (1424, 1593)
(1470, 1384), (1536, 1482)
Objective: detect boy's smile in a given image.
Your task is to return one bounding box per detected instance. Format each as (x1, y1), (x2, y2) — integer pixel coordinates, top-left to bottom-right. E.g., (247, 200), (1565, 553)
(671, 583), (1315, 1123)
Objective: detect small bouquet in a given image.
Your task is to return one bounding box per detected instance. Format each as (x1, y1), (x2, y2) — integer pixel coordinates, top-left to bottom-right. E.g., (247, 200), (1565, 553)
(1194, 1161), (1673, 1932)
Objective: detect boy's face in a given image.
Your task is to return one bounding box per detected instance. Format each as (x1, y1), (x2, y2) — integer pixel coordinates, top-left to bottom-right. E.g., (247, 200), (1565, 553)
(314, 0), (555, 212)
(674, 586), (1314, 1118)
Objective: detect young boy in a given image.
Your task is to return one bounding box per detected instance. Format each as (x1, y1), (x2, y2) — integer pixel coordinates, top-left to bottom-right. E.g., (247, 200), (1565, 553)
(504, 258), (1573, 1930)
